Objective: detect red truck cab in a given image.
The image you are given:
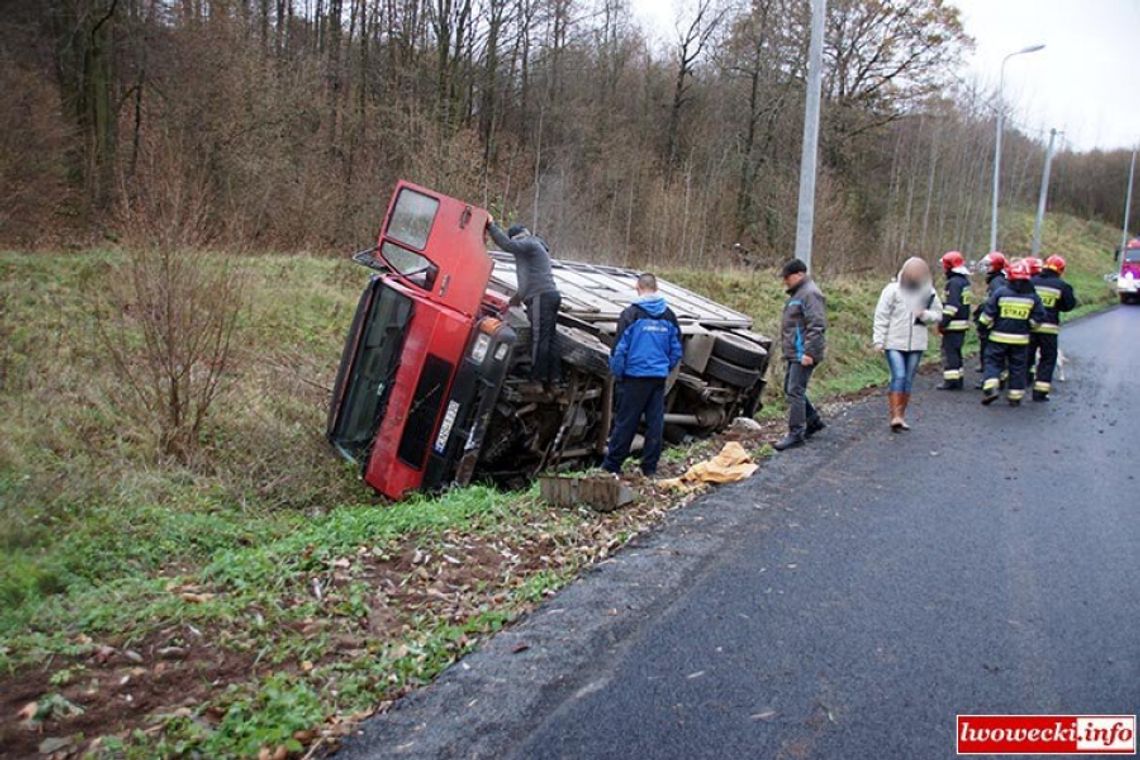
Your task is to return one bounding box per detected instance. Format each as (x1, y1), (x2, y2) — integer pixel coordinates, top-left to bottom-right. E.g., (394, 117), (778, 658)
(326, 182), (516, 499)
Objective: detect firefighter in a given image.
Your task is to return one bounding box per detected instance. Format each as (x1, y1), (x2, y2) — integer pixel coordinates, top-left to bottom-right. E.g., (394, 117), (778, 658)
(977, 259), (1046, 407)
(1029, 255), (1077, 401)
(936, 251), (972, 390)
(973, 251), (1007, 387)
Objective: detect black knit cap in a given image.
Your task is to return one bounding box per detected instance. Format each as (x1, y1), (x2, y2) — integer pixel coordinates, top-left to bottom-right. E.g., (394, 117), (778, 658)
(780, 258), (808, 277)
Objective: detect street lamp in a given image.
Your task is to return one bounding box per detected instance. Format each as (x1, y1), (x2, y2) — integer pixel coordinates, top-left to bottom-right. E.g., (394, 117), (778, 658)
(990, 43), (1045, 252)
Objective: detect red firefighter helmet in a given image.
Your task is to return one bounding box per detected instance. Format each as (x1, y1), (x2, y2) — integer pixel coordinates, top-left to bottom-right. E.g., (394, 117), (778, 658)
(1025, 256), (1044, 275)
(1044, 255), (1066, 274)
(940, 251), (966, 271)
(981, 251), (1007, 273)
(1007, 259), (1032, 281)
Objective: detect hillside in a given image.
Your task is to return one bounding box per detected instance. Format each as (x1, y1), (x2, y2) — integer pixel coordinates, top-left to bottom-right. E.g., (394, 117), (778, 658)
(0, 210), (1121, 757)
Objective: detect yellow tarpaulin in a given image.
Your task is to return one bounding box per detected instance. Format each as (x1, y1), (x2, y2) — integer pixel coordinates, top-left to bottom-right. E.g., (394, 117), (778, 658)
(659, 441), (759, 490)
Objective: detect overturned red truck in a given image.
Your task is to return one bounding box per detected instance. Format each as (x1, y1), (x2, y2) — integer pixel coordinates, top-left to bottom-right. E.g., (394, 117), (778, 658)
(327, 182), (772, 499)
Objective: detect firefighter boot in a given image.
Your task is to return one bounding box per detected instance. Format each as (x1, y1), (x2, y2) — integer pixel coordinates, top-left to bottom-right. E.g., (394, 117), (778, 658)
(936, 379), (963, 391)
(889, 392), (905, 432)
(1032, 390), (1049, 402)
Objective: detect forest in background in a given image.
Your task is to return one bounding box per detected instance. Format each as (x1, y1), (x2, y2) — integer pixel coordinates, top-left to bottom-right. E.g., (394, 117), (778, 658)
(1, 0), (1136, 270)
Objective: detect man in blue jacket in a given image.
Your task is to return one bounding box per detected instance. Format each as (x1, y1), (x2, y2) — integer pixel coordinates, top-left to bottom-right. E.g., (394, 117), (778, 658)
(602, 273), (683, 477)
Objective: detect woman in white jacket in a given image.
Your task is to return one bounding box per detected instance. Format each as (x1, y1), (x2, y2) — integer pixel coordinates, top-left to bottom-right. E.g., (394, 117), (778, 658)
(872, 257), (943, 431)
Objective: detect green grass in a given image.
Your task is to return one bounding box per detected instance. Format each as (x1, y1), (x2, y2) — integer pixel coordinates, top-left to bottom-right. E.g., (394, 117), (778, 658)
(0, 208), (1121, 757)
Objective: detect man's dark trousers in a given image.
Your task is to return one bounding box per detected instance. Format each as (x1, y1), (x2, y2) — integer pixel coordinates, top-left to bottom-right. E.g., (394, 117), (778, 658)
(602, 377), (665, 476)
(785, 361), (820, 433)
(526, 291), (562, 383)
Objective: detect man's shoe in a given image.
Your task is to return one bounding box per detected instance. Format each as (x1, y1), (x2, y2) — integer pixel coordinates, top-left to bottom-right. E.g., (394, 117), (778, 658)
(773, 432), (806, 451)
(981, 389), (999, 405)
(1032, 391), (1049, 402)
(805, 418), (826, 438)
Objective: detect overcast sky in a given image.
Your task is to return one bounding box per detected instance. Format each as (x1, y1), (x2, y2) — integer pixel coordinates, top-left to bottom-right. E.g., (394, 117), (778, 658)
(629, 0), (1140, 152)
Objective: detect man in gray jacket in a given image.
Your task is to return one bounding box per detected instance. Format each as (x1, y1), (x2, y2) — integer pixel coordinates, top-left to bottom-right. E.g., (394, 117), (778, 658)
(487, 220), (563, 388)
(774, 259), (827, 451)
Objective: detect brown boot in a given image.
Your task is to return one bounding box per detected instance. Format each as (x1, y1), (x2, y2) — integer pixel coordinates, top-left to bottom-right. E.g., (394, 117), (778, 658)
(888, 392), (904, 431)
(897, 392), (912, 431)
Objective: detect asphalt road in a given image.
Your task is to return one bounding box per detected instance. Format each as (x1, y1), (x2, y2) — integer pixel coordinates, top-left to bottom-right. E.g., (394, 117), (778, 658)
(340, 306), (1139, 760)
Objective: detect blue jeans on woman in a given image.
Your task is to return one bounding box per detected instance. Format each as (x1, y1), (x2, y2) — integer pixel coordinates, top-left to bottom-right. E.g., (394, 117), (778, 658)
(885, 349), (923, 393)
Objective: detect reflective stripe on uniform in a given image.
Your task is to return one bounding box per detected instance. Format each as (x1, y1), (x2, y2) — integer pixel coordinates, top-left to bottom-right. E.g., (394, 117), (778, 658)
(978, 313), (994, 327)
(1031, 322), (1060, 334)
(942, 305), (959, 316)
(1008, 389), (1026, 400)
(945, 319), (969, 331)
(983, 378), (1000, 391)
(943, 368), (964, 380)
(1033, 381), (1052, 393)
(990, 331), (1029, 345)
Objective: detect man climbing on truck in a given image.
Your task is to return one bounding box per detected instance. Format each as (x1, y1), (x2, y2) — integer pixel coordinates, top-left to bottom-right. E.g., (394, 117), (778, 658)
(487, 219), (563, 390)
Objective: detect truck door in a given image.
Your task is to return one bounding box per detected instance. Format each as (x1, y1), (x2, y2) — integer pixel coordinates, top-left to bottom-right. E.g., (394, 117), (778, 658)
(374, 180), (494, 318)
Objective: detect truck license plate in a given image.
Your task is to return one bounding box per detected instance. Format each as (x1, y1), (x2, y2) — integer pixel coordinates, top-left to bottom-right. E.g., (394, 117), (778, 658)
(434, 400), (461, 454)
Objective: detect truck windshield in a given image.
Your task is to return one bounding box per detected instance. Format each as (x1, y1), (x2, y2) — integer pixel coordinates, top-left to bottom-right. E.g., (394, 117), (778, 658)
(329, 283), (414, 462)
(1125, 248), (1140, 262)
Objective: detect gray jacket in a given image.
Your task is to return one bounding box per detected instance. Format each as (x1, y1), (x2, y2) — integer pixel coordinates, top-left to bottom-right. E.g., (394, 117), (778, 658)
(780, 276), (827, 363)
(488, 223), (559, 303)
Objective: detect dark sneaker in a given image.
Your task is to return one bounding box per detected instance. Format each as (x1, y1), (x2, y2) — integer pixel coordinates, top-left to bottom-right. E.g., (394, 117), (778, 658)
(773, 432), (806, 451)
(805, 418), (826, 438)
(981, 389), (999, 405)
(1032, 391), (1049, 402)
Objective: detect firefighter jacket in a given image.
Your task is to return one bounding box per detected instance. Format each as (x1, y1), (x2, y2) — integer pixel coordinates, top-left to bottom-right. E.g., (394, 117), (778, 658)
(977, 280), (1046, 346)
(1030, 271), (1077, 334)
(974, 271), (1007, 327)
(940, 270), (972, 332)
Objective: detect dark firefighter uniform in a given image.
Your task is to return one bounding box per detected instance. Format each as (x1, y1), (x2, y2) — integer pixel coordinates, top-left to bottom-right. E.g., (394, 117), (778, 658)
(1029, 266), (1076, 400)
(938, 268), (972, 389)
(974, 265), (1007, 381)
(977, 268), (1046, 406)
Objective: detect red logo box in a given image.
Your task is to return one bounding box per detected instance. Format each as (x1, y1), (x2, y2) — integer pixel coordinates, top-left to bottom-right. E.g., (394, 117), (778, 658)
(957, 715), (1136, 755)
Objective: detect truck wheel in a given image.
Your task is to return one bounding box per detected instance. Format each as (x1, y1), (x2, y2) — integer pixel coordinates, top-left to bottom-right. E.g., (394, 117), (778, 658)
(705, 355), (762, 388)
(554, 327), (610, 376)
(711, 332), (768, 370)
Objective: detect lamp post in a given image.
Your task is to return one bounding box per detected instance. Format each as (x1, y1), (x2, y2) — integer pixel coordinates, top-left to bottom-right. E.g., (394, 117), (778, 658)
(793, 0), (826, 269)
(1121, 146), (1137, 255)
(990, 43), (1045, 252)
(1031, 128), (1061, 257)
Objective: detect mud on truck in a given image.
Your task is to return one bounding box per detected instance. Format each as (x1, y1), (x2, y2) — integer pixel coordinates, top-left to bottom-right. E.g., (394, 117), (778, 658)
(327, 181), (772, 500)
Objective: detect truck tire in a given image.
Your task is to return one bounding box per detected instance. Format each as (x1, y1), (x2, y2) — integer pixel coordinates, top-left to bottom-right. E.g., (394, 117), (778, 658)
(554, 327), (611, 376)
(705, 355), (762, 388)
(711, 332), (768, 370)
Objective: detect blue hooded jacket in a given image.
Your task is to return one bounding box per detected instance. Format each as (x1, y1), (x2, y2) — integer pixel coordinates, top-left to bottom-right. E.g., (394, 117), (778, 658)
(609, 295), (683, 379)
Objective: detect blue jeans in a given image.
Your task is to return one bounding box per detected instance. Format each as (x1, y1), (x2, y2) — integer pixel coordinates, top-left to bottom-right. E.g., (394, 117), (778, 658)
(885, 349), (922, 392)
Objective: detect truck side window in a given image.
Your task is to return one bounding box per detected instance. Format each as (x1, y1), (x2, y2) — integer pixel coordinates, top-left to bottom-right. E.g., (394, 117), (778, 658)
(387, 189), (438, 250)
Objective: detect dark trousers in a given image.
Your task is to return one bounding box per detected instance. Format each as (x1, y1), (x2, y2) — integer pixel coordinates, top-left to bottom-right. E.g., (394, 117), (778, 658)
(977, 330), (989, 370)
(526, 291), (562, 383)
(602, 377), (665, 476)
(941, 330), (966, 381)
(1031, 332), (1059, 394)
(982, 341), (1029, 400)
(784, 360), (819, 432)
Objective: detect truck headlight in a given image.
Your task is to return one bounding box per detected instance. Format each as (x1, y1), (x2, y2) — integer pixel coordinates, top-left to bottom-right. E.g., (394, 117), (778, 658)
(471, 333), (492, 364)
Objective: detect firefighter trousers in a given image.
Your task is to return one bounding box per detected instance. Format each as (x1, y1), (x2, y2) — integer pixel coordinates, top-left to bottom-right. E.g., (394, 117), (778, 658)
(982, 341), (1029, 400)
(941, 330), (966, 382)
(1031, 333), (1059, 395)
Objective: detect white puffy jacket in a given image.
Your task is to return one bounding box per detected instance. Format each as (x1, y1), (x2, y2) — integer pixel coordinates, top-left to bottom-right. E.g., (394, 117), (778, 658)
(872, 274), (943, 353)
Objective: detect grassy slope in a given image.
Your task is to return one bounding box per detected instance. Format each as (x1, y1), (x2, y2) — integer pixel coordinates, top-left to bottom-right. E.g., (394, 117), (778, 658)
(0, 210), (1120, 757)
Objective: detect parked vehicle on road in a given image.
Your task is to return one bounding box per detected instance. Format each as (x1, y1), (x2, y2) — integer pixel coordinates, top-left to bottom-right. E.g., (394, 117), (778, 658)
(326, 181), (772, 499)
(1116, 238), (1140, 304)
